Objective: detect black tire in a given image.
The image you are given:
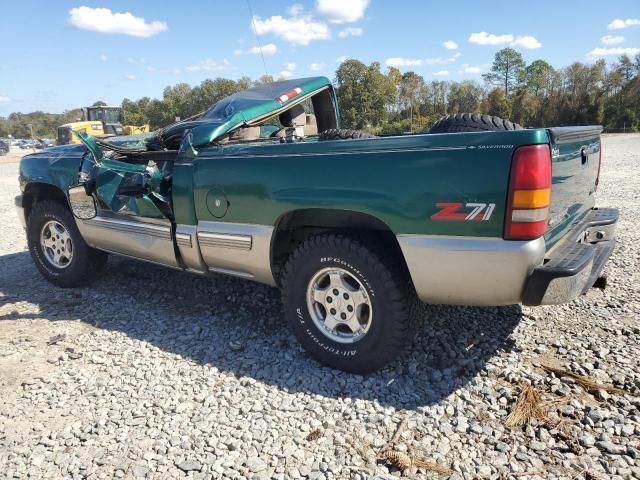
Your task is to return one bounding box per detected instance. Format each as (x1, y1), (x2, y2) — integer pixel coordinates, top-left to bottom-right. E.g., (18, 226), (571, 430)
(281, 233), (413, 373)
(428, 113), (523, 134)
(318, 128), (377, 141)
(27, 200), (108, 288)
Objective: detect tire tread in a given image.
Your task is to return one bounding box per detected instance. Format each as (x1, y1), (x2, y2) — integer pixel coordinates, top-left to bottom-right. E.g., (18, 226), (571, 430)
(281, 232), (413, 373)
(428, 113), (523, 134)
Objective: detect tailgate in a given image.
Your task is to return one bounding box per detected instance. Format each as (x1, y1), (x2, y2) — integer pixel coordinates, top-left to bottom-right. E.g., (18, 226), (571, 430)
(545, 126), (602, 248)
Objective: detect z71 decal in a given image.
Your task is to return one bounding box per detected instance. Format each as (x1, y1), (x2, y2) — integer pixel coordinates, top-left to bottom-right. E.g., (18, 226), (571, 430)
(431, 202), (496, 221)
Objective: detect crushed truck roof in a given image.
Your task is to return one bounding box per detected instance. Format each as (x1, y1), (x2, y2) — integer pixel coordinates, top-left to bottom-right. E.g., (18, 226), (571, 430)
(104, 76), (332, 150)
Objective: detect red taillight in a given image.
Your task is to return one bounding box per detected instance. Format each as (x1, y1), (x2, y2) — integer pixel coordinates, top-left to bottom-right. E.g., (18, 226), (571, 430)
(504, 144), (552, 240)
(276, 87), (302, 104)
(595, 139), (602, 191)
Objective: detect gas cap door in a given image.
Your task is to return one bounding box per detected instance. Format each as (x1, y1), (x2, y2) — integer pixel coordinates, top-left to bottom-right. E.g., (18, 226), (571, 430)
(206, 187), (229, 218)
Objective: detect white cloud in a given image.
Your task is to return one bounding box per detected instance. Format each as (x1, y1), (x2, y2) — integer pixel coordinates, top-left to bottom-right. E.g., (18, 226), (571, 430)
(587, 47), (640, 57)
(68, 6), (167, 38)
(173, 68), (182, 75)
(468, 31), (542, 49)
(468, 31), (512, 46)
(127, 57), (135, 63)
(0, 95), (10, 103)
(233, 43), (278, 56)
(338, 27), (363, 38)
(286, 62), (297, 71)
(443, 40), (458, 50)
(337, 55), (348, 63)
(186, 58), (231, 72)
(252, 14), (330, 46)
(385, 57), (424, 67)
(460, 64), (483, 74)
(512, 36), (542, 49)
(146, 66), (156, 72)
(99, 54), (107, 62)
(601, 35), (624, 45)
(125, 74), (136, 81)
(386, 52), (461, 68)
(316, 0), (369, 23)
(424, 52), (461, 65)
(277, 70), (294, 80)
(433, 70), (450, 77)
(288, 4), (304, 16)
(309, 62), (325, 71)
(607, 18), (640, 30)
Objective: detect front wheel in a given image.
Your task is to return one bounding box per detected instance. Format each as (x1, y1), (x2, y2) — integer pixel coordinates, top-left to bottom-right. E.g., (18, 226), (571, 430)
(27, 200), (108, 287)
(281, 234), (414, 373)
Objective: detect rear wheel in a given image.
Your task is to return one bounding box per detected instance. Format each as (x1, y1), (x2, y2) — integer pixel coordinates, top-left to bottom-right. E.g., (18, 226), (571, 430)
(27, 200), (108, 287)
(281, 233), (413, 373)
(428, 113), (523, 133)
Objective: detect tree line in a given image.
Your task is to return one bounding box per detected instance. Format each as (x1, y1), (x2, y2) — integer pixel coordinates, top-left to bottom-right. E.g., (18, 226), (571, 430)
(1, 48), (639, 139)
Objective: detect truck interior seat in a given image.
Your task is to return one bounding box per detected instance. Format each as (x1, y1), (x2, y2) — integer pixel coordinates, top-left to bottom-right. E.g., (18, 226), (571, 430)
(304, 114), (318, 136)
(272, 105), (307, 139)
(220, 125), (261, 143)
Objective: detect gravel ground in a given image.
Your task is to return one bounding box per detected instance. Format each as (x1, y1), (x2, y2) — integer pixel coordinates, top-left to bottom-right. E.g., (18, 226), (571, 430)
(1, 135), (639, 480)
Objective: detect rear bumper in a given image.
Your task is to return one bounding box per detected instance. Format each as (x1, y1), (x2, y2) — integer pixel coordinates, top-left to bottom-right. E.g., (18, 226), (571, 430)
(15, 195), (26, 229)
(522, 207), (618, 306)
(397, 207), (618, 307)
(397, 235), (546, 306)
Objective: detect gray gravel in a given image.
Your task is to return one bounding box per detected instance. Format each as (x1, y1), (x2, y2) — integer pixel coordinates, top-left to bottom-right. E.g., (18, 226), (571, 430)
(1, 135), (639, 479)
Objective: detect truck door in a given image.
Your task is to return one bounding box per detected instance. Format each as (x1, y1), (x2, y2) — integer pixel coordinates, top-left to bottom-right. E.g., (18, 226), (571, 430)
(73, 132), (180, 268)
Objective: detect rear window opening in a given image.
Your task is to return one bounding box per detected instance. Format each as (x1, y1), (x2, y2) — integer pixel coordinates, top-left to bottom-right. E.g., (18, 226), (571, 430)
(218, 88), (337, 146)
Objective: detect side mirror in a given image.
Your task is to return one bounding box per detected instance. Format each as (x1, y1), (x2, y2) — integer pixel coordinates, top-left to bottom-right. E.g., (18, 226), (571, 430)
(68, 184), (97, 220)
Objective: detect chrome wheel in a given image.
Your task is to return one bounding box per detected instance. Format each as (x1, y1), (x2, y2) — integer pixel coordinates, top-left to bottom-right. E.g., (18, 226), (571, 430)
(306, 267), (373, 344)
(40, 220), (73, 269)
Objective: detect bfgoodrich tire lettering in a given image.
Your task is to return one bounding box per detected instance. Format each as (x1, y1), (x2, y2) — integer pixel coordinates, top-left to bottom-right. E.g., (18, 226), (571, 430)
(27, 200), (108, 288)
(281, 234), (413, 373)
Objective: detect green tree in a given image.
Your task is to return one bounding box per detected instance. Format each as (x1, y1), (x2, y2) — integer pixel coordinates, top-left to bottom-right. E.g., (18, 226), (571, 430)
(254, 75), (274, 85)
(447, 81), (484, 113)
(485, 88), (512, 119)
(482, 48), (526, 96)
(523, 60), (555, 97)
(334, 60), (395, 129)
(615, 55), (635, 82)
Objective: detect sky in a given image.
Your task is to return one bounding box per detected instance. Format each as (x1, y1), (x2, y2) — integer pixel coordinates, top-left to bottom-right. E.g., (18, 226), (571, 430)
(0, 0), (639, 116)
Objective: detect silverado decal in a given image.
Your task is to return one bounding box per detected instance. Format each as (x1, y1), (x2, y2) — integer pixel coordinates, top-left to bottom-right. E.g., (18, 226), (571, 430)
(431, 202), (495, 221)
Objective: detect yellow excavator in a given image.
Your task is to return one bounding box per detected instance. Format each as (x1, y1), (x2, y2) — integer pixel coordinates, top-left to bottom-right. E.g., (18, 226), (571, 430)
(57, 106), (150, 145)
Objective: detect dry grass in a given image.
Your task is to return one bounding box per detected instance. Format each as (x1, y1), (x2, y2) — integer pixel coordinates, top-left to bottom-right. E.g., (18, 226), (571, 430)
(505, 383), (547, 428)
(305, 429), (322, 442)
(380, 450), (453, 475)
(541, 364), (626, 395)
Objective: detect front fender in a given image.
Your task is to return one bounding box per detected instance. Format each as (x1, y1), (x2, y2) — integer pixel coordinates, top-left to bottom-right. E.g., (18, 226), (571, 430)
(19, 144), (87, 194)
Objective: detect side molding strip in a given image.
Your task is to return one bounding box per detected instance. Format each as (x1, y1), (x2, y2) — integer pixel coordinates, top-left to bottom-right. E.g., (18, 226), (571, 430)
(196, 221), (275, 286)
(78, 215), (179, 268)
(84, 216), (171, 239)
(197, 232), (252, 250)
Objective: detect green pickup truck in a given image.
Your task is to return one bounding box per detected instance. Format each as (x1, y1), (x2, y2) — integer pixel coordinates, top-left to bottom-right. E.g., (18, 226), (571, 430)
(16, 76), (618, 372)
